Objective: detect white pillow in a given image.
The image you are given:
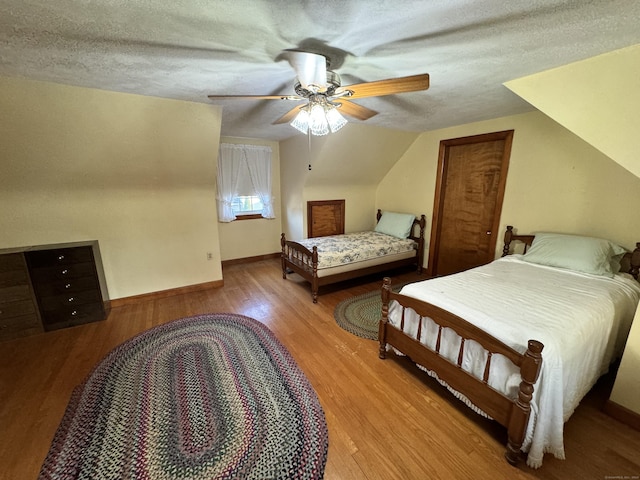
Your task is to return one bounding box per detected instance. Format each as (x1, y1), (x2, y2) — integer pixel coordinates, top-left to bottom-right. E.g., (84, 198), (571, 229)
(374, 212), (416, 239)
(522, 232), (627, 277)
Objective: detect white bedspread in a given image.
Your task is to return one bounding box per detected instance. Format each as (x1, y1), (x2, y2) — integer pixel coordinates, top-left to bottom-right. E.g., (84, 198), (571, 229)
(389, 255), (640, 468)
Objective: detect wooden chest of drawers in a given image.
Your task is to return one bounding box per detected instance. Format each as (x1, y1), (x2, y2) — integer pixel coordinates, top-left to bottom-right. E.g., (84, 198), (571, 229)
(0, 241), (109, 341)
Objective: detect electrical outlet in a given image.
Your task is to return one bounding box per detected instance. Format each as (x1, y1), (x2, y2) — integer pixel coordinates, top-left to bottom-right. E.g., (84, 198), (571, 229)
(206, 252), (213, 260)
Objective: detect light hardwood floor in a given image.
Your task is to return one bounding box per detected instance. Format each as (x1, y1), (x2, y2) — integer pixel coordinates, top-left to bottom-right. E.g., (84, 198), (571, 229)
(1, 258), (639, 479)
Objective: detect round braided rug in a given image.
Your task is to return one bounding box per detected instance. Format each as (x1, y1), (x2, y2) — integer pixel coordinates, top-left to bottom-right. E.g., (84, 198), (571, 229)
(39, 313), (328, 480)
(333, 284), (405, 340)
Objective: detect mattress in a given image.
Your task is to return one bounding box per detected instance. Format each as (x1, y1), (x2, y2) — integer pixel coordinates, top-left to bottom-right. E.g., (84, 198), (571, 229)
(296, 231), (416, 272)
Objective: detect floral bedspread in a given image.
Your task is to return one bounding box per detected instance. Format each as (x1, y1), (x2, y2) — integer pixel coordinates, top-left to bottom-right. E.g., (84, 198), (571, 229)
(296, 231), (416, 269)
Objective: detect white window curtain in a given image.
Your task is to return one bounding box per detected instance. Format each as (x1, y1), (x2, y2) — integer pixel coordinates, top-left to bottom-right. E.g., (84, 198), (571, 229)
(216, 143), (274, 222)
(216, 144), (243, 222)
(244, 146), (275, 219)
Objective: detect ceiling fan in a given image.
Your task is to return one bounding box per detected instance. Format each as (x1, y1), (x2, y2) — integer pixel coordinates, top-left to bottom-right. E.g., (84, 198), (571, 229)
(207, 51), (430, 135)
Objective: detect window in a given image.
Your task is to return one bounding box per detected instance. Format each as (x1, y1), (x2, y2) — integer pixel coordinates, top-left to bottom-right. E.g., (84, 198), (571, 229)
(216, 143), (275, 222)
(231, 195), (264, 215)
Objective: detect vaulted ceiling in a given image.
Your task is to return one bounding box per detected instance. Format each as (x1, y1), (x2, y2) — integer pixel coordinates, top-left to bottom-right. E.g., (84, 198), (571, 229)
(2, 1), (639, 141)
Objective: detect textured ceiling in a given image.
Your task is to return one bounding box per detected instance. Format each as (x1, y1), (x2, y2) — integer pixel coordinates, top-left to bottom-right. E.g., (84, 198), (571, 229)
(1, 0), (639, 141)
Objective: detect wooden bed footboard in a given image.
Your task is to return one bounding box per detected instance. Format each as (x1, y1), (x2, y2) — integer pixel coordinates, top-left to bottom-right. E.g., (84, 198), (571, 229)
(378, 276), (544, 465)
(280, 235), (320, 301)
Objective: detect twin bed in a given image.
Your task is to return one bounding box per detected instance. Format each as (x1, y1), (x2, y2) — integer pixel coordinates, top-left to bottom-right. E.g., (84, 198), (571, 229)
(281, 212), (640, 468)
(281, 210), (426, 303)
(380, 227), (640, 468)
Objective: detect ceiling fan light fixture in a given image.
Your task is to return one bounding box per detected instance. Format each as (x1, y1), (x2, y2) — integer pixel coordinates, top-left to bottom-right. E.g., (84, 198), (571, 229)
(325, 105), (347, 133)
(290, 108), (310, 134)
(308, 103), (330, 136)
(290, 99), (347, 136)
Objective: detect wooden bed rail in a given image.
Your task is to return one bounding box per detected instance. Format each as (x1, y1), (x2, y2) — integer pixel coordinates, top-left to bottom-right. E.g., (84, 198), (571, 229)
(379, 276), (544, 466)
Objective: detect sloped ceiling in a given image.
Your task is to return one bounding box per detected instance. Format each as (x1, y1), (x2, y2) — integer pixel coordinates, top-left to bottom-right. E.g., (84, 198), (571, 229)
(2, 1), (640, 141)
(505, 44), (640, 179)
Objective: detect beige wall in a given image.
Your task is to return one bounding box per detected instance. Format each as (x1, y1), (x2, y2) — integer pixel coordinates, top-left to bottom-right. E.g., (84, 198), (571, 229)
(0, 76), (223, 299)
(217, 137), (282, 261)
(304, 184), (379, 234)
(505, 44), (640, 179)
(377, 110), (640, 258)
(279, 134), (308, 241)
(279, 123), (418, 240)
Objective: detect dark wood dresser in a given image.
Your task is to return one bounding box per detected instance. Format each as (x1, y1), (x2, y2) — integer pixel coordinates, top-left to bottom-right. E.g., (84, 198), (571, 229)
(0, 241), (109, 341)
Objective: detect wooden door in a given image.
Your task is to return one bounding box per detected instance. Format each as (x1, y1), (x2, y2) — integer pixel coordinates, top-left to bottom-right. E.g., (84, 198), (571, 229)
(428, 131), (513, 277)
(307, 200), (345, 238)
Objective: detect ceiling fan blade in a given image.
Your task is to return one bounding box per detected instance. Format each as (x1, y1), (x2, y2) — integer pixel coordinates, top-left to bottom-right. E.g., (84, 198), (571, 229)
(339, 73), (430, 99)
(208, 94), (302, 101)
(335, 100), (378, 121)
(283, 51), (327, 90)
(272, 105), (305, 125)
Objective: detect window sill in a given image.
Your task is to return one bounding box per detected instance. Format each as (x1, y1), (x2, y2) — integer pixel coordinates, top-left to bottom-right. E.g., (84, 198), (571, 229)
(234, 214), (263, 220)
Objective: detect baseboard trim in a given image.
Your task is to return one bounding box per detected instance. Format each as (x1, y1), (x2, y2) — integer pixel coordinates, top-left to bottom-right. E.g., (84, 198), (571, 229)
(110, 280), (224, 308)
(222, 252), (280, 268)
(604, 399), (640, 432)
(110, 254), (279, 308)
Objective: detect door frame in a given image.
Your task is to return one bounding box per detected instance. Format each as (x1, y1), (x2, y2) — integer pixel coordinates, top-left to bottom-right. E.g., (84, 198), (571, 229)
(427, 130), (514, 277)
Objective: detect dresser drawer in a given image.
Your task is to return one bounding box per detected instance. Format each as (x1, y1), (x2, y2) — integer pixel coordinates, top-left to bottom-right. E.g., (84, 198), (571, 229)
(0, 268), (30, 288)
(0, 253), (30, 289)
(0, 299), (37, 318)
(29, 262), (98, 285)
(27, 275), (99, 296)
(38, 289), (102, 311)
(25, 246), (93, 268)
(0, 284), (33, 304)
(40, 302), (105, 331)
(0, 313), (42, 339)
(0, 253), (26, 272)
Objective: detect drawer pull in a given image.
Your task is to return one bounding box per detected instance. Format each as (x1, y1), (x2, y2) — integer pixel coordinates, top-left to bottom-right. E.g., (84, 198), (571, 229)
(65, 283), (72, 289)
(68, 297), (75, 302)
(58, 255), (65, 260)
(71, 310), (78, 316)
(61, 269), (69, 275)
(0, 310), (3, 316)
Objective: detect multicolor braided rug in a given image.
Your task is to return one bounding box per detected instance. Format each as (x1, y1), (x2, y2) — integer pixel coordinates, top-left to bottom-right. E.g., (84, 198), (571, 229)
(333, 283), (406, 340)
(39, 313), (328, 480)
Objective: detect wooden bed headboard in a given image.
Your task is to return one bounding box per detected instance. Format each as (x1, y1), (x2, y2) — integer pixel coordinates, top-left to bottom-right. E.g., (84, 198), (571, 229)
(501, 225), (534, 256)
(501, 225), (640, 280)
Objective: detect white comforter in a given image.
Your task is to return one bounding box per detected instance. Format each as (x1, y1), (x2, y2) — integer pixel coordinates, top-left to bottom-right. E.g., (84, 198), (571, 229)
(388, 255), (640, 468)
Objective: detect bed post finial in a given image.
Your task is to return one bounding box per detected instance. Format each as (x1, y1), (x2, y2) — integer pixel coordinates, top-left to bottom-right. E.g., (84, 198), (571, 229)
(379, 277), (392, 359)
(505, 339), (544, 465)
(502, 226), (514, 257)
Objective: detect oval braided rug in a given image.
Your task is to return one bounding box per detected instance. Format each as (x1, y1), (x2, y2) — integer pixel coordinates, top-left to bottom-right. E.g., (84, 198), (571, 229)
(333, 284), (406, 340)
(39, 313), (328, 480)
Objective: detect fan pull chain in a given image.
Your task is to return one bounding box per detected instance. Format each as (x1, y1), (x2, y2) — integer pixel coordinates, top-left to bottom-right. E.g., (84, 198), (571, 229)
(307, 128), (312, 170)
